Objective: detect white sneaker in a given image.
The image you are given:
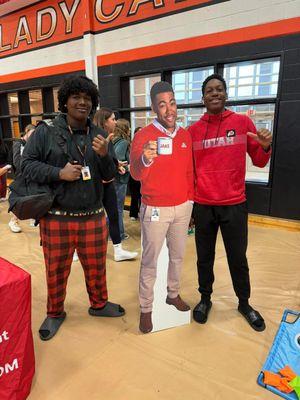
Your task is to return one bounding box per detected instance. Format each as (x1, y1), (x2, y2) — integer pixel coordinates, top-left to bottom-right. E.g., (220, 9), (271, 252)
(73, 250), (79, 262)
(113, 244), (138, 262)
(29, 219), (36, 227)
(8, 219), (22, 233)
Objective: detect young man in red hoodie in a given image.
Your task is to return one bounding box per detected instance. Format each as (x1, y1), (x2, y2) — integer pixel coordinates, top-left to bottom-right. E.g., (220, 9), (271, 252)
(130, 81), (194, 334)
(189, 74), (272, 332)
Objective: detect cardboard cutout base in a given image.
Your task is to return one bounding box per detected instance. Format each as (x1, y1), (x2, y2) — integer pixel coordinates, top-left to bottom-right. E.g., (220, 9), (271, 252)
(150, 240), (191, 333)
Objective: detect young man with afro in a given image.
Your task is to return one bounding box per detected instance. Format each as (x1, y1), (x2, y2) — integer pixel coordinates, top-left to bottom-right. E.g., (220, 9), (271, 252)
(22, 76), (125, 340)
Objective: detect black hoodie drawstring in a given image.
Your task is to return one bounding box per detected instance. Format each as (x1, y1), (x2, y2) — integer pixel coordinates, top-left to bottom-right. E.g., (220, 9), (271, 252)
(203, 114), (210, 145)
(202, 113), (223, 148)
(215, 113), (223, 143)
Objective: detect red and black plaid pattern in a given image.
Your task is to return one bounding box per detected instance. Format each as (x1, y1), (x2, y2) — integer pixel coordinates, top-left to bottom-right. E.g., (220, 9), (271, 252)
(39, 213), (108, 317)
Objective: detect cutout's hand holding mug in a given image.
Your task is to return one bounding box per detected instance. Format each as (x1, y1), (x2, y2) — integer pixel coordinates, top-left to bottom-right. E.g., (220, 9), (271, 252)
(143, 140), (158, 165)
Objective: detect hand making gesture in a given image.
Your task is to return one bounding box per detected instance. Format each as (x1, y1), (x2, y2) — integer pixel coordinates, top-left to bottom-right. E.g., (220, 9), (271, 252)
(92, 133), (114, 157)
(247, 128), (272, 151)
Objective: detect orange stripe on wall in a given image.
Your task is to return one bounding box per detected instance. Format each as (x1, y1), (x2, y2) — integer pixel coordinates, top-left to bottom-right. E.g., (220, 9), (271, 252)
(98, 17), (300, 66)
(0, 60), (85, 84)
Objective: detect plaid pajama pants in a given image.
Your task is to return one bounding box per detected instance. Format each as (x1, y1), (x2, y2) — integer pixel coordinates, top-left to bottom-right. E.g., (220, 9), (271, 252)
(39, 213), (108, 317)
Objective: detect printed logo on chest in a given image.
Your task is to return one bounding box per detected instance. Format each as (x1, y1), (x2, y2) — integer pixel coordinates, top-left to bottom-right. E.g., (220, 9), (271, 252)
(226, 129), (236, 137)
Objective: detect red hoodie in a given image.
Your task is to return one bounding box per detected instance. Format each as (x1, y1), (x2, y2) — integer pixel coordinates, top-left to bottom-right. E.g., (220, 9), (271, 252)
(189, 110), (271, 206)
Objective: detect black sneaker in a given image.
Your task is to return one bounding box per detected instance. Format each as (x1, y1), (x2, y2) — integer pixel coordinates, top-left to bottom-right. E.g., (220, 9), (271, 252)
(193, 301), (212, 324)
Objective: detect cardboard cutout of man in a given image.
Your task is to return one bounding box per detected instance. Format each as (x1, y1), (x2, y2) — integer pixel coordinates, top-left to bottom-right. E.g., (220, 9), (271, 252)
(130, 81), (194, 334)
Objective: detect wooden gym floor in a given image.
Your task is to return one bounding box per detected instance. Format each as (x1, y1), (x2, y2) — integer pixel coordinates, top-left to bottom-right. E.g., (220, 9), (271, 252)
(0, 201), (299, 400)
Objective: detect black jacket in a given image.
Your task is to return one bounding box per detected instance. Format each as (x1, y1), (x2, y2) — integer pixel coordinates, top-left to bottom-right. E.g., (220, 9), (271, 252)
(21, 114), (117, 213)
(12, 140), (26, 176)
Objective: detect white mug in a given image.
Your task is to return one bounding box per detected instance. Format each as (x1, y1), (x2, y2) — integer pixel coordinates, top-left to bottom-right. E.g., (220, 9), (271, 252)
(157, 137), (172, 155)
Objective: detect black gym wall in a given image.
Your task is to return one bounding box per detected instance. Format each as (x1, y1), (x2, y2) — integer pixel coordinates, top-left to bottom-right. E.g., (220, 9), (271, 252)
(98, 33), (300, 220)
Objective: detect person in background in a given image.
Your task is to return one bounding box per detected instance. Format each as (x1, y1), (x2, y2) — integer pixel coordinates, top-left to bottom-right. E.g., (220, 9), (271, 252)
(130, 81), (194, 334)
(112, 118), (132, 240)
(129, 127), (142, 221)
(0, 136), (10, 201)
(22, 76), (125, 341)
(189, 73), (272, 332)
(8, 124), (36, 233)
(93, 108), (138, 262)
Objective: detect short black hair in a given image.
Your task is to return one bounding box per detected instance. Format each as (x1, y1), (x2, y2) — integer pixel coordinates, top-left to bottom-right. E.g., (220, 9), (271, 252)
(150, 81), (174, 104)
(202, 73), (227, 95)
(58, 75), (99, 114)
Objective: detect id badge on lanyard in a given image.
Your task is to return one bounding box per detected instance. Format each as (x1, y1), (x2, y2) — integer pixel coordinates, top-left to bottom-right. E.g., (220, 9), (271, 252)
(68, 125), (92, 181)
(81, 165), (91, 181)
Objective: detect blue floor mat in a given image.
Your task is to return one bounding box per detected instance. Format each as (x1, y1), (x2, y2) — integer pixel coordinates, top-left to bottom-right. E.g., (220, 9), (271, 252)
(257, 309), (300, 399)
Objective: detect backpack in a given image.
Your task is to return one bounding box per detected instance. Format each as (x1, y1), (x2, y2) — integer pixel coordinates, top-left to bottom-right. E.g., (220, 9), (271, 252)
(8, 176), (55, 221)
(8, 120), (69, 221)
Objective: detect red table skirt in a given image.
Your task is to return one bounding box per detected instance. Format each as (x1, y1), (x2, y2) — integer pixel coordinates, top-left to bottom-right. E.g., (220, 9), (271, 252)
(0, 257), (35, 400)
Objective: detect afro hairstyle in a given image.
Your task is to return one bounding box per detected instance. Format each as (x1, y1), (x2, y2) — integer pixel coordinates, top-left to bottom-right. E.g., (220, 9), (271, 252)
(58, 75), (99, 114)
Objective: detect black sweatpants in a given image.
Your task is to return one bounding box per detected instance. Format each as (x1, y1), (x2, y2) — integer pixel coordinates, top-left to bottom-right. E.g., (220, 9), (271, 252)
(194, 202), (250, 302)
